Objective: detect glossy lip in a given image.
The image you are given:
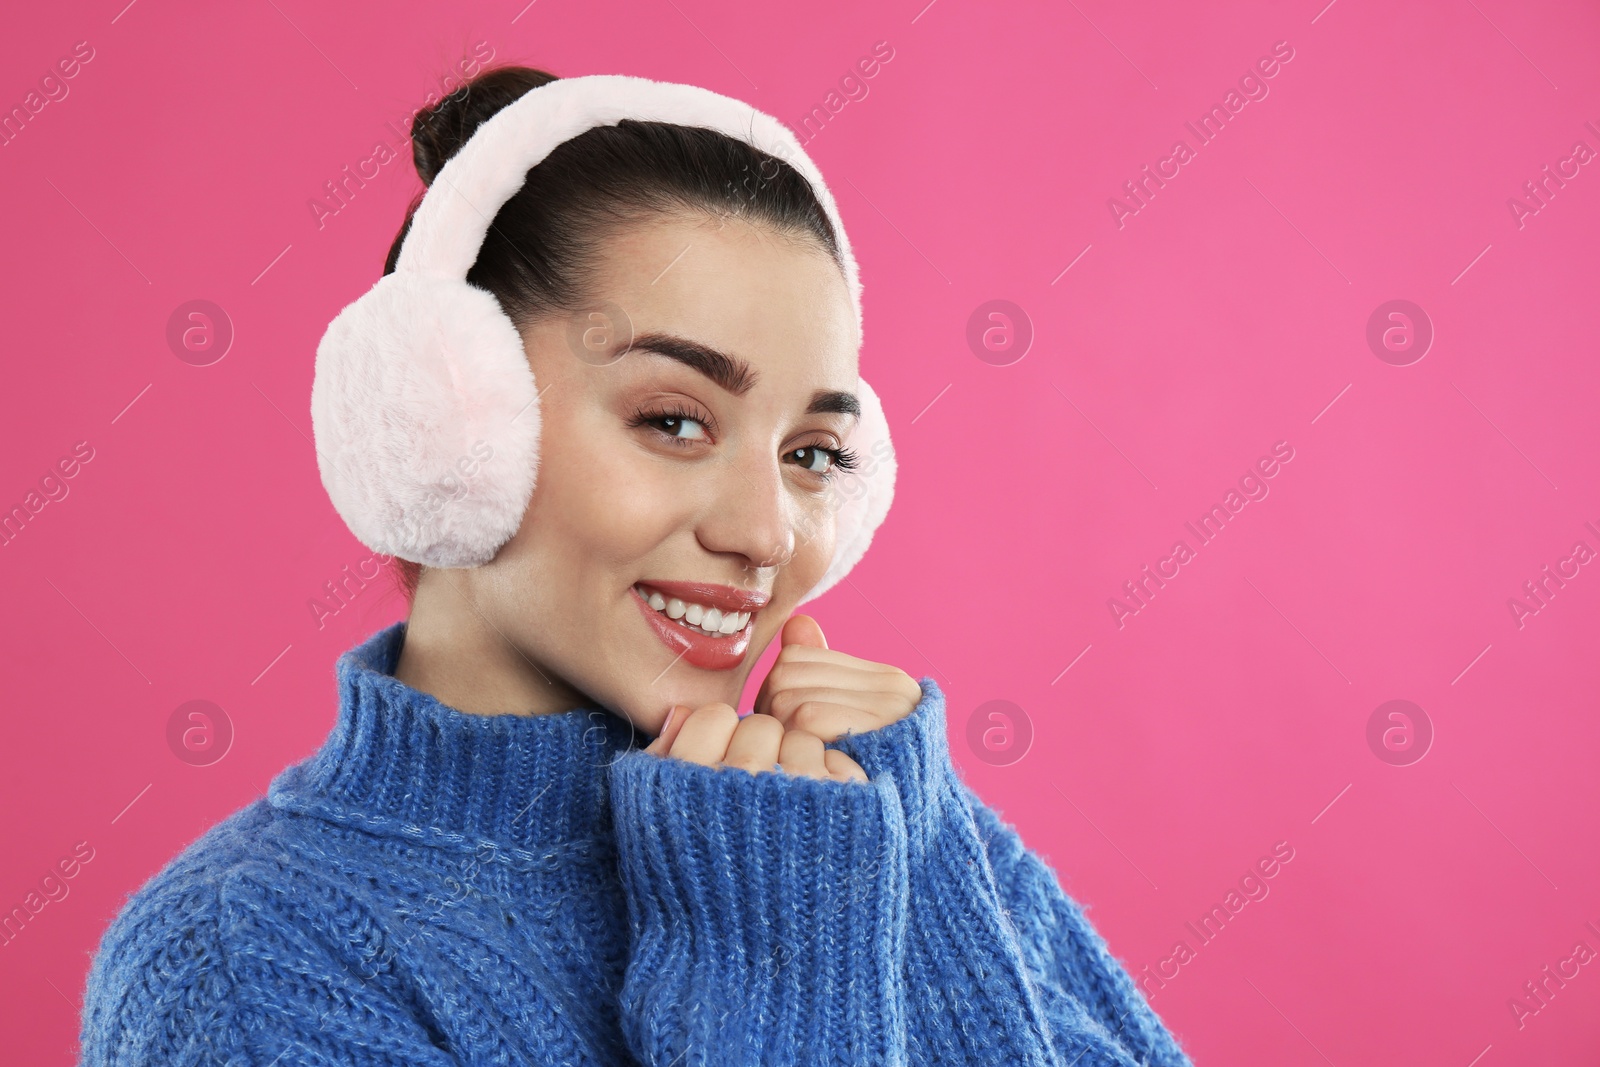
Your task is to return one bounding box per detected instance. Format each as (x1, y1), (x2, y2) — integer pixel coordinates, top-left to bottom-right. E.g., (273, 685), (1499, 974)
(633, 579), (771, 614)
(631, 585), (755, 671)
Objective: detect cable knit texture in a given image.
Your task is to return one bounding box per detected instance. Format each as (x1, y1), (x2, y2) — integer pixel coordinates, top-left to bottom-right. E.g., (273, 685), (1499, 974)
(78, 623), (1193, 1067)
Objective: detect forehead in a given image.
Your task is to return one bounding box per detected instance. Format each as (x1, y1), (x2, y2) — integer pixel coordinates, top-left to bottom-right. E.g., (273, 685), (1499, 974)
(586, 212), (860, 387)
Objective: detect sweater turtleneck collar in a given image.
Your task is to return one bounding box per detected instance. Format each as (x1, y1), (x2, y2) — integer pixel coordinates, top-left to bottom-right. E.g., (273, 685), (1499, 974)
(267, 622), (644, 857)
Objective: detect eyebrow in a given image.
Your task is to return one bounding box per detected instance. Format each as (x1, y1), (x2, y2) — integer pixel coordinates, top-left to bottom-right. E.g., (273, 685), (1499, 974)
(628, 331), (861, 418)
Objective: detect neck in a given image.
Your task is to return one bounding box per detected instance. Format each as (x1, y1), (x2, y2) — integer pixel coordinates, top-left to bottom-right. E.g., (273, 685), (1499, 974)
(394, 569), (590, 717)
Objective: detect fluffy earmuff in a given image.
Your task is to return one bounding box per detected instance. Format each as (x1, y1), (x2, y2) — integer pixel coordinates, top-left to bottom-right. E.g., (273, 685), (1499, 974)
(310, 73), (894, 601)
(311, 272), (539, 568)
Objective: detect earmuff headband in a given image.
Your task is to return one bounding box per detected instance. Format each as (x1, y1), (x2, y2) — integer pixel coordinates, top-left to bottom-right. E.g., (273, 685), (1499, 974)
(399, 77), (863, 334)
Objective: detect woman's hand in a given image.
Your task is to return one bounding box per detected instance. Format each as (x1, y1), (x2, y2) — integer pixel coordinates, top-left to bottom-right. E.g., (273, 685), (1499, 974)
(644, 700), (868, 784)
(751, 615), (923, 744)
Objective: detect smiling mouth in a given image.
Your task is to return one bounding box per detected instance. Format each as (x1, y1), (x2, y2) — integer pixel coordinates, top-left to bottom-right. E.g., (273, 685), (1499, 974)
(631, 581), (762, 638)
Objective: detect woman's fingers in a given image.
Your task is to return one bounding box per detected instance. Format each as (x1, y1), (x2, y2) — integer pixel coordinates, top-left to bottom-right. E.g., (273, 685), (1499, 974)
(752, 644), (895, 716)
(645, 705), (867, 785)
(822, 749), (868, 785)
(783, 659), (920, 699)
(781, 701), (888, 745)
(762, 686), (903, 731)
(776, 728), (830, 780)
(756, 657), (922, 726)
(764, 641), (905, 674)
(721, 714), (786, 774)
(643, 704), (691, 756)
(775, 729), (866, 784)
(661, 702), (740, 766)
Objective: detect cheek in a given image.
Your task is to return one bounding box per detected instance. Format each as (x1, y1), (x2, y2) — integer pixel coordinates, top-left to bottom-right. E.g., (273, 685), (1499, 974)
(773, 496), (838, 602)
(803, 499), (839, 572)
(525, 422), (685, 564)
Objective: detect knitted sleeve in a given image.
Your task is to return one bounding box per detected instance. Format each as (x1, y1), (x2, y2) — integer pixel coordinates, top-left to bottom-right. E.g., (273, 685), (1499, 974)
(962, 782), (1193, 1066)
(823, 678), (1195, 1067)
(79, 857), (462, 1067)
(607, 746), (911, 1066)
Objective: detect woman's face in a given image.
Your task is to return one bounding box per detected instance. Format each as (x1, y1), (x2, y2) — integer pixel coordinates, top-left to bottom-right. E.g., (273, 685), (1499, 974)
(447, 210), (860, 732)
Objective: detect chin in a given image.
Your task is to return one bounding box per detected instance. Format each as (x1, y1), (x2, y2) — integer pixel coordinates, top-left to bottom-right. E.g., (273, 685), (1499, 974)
(670, 669), (751, 712)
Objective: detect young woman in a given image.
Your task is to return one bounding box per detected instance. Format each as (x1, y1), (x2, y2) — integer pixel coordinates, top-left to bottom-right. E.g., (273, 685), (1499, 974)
(78, 66), (1193, 1066)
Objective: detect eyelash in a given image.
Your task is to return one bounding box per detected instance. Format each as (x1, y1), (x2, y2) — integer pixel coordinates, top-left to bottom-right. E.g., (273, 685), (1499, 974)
(628, 405), (859, 480)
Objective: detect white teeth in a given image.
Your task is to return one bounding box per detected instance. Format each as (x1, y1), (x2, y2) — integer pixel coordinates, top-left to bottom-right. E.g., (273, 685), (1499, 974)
(637, 585), (751, 638)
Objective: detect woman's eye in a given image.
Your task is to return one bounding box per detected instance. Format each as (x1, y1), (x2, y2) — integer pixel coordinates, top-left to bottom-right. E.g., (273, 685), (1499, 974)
(655, 414), (708, 441)
(789, 446), (834, 474)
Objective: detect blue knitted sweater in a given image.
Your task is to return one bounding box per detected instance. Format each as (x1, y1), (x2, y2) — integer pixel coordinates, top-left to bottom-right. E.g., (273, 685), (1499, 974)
(78, 623), (1192, 1066)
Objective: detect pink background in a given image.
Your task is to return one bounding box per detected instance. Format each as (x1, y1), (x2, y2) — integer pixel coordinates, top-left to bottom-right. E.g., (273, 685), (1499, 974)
(3, 0), (1598, 1062)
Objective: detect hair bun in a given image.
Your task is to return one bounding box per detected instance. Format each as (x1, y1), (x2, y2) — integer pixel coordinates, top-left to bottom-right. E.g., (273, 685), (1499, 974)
(410, 65), (559, 186)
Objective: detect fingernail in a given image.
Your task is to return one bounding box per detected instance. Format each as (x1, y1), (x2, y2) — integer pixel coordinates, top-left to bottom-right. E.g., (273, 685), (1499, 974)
(661, 705), (681, 734)
(736, 707), (754, 719)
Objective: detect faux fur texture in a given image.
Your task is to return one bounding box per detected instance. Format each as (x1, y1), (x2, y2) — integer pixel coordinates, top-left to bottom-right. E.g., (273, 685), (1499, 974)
(311, 272), (538, 567)
(311, 73), (894, 595)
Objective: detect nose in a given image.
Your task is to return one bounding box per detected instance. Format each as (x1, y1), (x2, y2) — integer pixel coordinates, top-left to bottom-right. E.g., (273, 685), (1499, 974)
(695, 445), (797, 572)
